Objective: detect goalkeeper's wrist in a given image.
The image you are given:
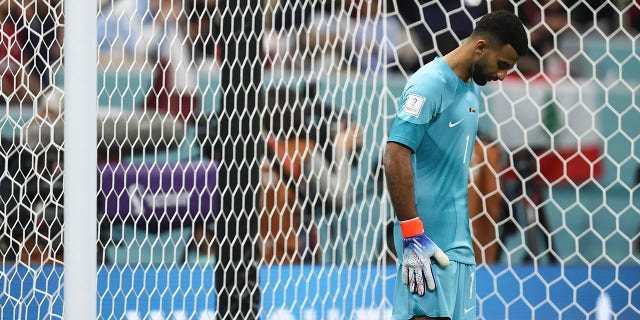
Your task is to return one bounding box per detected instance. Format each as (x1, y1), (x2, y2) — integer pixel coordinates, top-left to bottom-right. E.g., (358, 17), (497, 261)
(399, 217), (424, 238)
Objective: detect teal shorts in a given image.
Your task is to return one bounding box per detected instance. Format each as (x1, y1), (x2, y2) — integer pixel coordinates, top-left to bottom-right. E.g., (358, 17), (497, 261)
(392, 261), (477, 320)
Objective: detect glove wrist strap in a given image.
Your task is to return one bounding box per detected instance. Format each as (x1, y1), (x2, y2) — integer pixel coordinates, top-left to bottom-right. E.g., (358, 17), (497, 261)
(399, 217), (424, 238)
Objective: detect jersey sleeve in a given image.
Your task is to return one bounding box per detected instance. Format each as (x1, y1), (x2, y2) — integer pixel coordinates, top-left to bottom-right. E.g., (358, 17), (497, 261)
(387, 72), (448, 152)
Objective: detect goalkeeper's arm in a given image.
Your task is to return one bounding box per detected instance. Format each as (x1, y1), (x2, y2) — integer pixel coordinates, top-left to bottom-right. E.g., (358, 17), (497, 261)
(384, 142), (450, 295)
(383, 142), (419, 222)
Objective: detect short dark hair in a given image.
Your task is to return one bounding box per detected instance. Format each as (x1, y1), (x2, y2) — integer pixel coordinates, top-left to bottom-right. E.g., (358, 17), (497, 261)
(472, 10), (529, 57)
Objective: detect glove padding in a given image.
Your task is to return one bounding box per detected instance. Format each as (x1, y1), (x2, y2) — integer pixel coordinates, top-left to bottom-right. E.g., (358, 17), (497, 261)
(401, 233), (450, 295)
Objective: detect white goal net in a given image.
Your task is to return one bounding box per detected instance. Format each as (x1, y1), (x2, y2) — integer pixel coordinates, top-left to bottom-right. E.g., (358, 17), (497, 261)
(0, 0), (639, 319)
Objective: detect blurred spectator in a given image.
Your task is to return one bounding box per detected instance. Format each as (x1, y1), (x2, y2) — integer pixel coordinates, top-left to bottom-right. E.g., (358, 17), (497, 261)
(0, 136), (43, 264)
(519, 0), (569, 78)
(186, 221), (217, 266)
(468, 136), (503, 265)
(0, 0), (41, 104)
(571, 0), (618, 34)
(263, 0), (311, 71)
(259, 87), (362, 264)
(264, 0), (422, 74)
(6, 88), (65, 265)
(97, 0), (198, 122)
(15, 0), (63, 90)
(1, 119), (64, 265)
(0, 0), (65, 258)
(305, 0), (418, 75)
(0, 0), (64, 261)
(184, 0), (219, 65)
(624, 1), (640, 34)
(347, 0), (419, 73)
(491, 1), (622, 77)
(395, 0), (487, 72)
(499, 148), (558, 264)
(302, 1), (351, 74)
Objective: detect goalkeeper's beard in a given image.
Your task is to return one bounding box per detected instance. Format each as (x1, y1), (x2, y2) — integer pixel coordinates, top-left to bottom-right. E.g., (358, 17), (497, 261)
(471, 57), (491, 86)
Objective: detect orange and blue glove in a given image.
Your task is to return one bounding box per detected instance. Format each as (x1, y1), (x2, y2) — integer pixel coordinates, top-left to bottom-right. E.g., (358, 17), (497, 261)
(400, 217), (450, 296)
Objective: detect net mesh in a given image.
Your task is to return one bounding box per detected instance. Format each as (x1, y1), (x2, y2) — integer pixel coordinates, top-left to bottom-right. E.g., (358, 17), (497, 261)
(0, 0), (639, 319)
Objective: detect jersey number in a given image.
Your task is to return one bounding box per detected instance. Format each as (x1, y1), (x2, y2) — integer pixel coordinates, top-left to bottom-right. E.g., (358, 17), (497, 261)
(469, 270), (475, 299)
(463, 135), (471, 164)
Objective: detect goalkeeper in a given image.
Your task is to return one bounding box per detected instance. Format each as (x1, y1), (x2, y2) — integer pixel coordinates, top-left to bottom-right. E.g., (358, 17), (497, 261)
(384, 11), (528, 320)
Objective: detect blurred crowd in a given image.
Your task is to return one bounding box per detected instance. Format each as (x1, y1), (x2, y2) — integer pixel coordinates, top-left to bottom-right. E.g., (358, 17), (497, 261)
(0, 0), (62, 104)
(3, 0), (640, 105)
(95, 0), (640, 82)
(1, 0), (640, 267)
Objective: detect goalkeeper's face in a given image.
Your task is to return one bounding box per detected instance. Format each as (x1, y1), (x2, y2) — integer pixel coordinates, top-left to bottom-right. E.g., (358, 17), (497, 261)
(472, 44), (519, 86)
(471, 56), (493, 86)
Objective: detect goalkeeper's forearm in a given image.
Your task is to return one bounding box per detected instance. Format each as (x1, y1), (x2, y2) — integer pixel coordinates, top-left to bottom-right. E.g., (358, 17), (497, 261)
(384, 142), (419, 221)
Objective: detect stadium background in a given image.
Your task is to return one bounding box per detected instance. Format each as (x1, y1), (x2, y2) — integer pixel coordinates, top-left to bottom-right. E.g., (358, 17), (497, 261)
(0, 0), (639, 319)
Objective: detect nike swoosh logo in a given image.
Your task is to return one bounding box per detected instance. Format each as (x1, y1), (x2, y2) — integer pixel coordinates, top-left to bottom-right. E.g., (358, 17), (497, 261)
(464, 306), (475, 314)
(449, 119), (463, 127)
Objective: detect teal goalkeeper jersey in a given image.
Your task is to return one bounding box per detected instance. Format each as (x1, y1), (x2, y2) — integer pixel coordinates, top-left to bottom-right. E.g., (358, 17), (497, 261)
(388, 57), (479, 265)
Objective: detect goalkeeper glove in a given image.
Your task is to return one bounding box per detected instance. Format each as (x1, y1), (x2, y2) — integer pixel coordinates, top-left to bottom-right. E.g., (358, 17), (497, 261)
(400, 217), (450, 296)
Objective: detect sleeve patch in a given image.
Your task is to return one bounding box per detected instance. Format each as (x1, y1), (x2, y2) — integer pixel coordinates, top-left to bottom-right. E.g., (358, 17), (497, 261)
(402, 94), (426, 117)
